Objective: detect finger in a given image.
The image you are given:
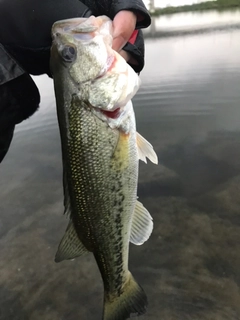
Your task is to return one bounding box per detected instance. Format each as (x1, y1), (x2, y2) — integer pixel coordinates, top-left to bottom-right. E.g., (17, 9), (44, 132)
(119, 50), (138, 66)
(112, 10), (137, 52)
(119, 50), (131, 62)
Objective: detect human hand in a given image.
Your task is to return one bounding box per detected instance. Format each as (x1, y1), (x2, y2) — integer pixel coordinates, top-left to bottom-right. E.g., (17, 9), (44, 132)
(112, 10), (137, 52)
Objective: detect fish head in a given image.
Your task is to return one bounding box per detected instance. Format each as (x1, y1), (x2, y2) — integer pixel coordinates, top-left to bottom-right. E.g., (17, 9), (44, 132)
(51, 16), (114, 83)
(51, 16), (141, 134)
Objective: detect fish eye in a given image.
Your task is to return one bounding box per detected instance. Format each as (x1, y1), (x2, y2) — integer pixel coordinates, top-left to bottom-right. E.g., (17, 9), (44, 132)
(61, 45), (76, 62)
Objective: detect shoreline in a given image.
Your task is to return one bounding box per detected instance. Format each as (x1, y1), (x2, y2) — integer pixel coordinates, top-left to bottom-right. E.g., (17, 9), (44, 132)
(151, 0), (240, 16)
(143, 22), (240, 38)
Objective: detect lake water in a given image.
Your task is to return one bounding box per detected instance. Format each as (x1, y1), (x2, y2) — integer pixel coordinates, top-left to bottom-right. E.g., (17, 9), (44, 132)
(1, 10), (240, 320)
(145, 9), (240, 36)
(145, 0), (215, 10)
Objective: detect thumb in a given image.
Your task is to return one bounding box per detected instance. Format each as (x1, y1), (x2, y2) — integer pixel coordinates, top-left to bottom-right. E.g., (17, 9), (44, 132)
(112, 10), (137, 52)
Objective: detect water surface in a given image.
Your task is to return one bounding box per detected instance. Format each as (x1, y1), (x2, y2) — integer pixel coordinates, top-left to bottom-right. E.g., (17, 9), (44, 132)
(145, 9), (240, 36)
(1, 12), (240, 320)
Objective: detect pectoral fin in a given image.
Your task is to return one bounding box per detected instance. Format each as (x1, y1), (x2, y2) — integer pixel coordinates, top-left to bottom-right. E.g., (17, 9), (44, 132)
(136, 132), (158, 164)
(55, 220), (89, 262)
(130, 200), (153, 246)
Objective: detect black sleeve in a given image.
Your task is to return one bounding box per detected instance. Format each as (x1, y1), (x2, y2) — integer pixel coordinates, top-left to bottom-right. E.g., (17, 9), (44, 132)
(122, 29), (145, 73)
(81, 0), (151, 28)
(0, 46), (40, 163)
(0, 0), (149, 76)
(0, 0), (92, 76)
(0, 0), (92, 48)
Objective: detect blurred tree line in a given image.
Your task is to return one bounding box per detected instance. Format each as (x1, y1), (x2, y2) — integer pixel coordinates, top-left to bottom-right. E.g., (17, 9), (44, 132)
(151, 0), (240, 16)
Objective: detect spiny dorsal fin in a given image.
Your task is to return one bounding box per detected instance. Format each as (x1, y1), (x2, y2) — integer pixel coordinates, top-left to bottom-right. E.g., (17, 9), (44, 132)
(55, 220), (89, 262)
(130, 200), (153, 246)
(136, 132), (158, 164)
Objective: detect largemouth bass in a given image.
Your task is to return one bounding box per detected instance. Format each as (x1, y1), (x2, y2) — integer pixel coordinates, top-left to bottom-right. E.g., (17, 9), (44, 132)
(50, 16), (158, 320)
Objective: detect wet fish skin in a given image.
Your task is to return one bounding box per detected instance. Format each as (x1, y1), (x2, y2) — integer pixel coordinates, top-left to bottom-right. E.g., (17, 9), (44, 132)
(50, 15), (158, 320)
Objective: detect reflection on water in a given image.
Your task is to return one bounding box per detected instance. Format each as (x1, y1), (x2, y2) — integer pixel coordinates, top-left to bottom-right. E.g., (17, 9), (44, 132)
(145, 9), (240, 36)
(147, 0), (215, 9)
(1, 13), (240, 320)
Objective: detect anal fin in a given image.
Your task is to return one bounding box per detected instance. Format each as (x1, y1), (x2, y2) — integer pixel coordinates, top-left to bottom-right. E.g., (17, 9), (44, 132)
(55, 220), (89, 262)
(136, 132), (158, 164)
(130, 200), (153, 246)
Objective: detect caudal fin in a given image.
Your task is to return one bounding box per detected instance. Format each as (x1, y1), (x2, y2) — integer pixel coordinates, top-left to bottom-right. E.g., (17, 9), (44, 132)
(103, 272), (147, 320)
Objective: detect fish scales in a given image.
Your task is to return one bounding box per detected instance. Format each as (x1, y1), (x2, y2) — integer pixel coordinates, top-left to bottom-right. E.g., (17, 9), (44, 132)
(67, 95), (138, 294)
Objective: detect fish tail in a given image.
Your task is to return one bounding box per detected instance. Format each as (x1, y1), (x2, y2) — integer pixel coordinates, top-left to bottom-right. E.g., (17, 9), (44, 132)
(103, 272), (147, 320)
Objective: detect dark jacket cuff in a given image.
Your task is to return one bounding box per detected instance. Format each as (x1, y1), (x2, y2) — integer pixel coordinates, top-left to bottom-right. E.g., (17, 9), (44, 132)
(123, 29), (145, 73)
(0, 44), (25, 85)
